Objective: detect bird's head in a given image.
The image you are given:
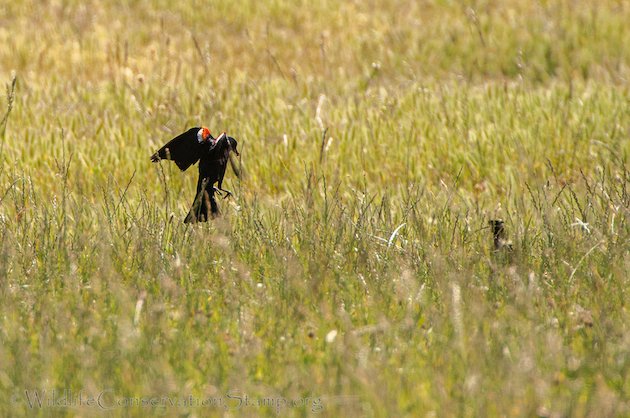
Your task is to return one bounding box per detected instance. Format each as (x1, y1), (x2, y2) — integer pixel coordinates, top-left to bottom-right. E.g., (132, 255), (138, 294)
(214, 132), (239, 156)
(197, 127), (213, 143)
(227, 136), (239, 156)
(488, 219), (505, 235)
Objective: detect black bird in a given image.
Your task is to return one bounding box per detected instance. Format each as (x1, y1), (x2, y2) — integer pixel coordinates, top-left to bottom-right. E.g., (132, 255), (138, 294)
(183, 132), (240, 223)
(488, 219), (513, 252)
(151, 127), (240, 223)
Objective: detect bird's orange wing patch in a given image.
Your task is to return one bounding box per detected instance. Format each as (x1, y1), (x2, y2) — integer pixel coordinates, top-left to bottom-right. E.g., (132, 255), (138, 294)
(202, 127), (212, 141)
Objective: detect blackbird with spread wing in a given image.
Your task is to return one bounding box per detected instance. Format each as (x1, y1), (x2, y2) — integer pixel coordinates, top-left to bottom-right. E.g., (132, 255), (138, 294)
(151, 127), (240, 223)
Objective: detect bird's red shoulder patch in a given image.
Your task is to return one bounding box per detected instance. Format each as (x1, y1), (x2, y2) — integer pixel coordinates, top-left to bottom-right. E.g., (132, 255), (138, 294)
(197, 127), (212, 143)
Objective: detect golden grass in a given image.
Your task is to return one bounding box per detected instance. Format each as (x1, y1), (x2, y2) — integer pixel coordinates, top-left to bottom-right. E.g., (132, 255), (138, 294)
(0, 0), (629, 417)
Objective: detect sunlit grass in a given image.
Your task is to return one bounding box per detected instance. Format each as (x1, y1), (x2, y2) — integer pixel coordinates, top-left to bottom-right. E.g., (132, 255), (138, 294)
(0, 0), (629, 417)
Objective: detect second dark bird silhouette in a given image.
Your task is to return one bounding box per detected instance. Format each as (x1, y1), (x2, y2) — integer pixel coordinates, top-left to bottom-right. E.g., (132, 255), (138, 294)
(488, 219), (513, 252)
(151, 127), (240, 223)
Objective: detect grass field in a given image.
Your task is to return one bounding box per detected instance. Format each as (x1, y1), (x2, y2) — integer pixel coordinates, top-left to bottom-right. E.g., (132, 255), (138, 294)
(0, 0), (629, 416)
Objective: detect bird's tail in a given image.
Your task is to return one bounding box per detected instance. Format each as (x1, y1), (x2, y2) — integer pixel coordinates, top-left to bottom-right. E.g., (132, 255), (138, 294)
(184, 184), (219, 223)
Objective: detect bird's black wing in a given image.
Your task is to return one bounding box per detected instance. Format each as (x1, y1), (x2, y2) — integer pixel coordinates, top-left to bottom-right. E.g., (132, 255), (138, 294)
(151, 127), (206, 171)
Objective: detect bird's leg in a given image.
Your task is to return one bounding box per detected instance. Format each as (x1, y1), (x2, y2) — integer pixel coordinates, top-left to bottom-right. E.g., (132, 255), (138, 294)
(218, 188), (232, 199)
(211, 186), (224, 196)
(216, 179), (232, 199)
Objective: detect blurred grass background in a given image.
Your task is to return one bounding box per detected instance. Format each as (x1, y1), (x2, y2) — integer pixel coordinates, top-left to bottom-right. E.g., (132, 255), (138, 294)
(0, 0), (629, 417)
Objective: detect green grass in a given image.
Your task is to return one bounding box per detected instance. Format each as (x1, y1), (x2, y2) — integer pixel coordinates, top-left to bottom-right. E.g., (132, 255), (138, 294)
(0, 0), (629, 416)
